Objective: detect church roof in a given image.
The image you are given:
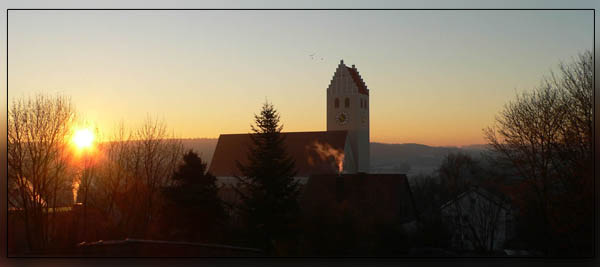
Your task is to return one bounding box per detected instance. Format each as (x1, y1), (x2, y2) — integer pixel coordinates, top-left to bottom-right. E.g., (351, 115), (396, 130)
(346, 66), (369, 96)
(208, 131), (349, 177)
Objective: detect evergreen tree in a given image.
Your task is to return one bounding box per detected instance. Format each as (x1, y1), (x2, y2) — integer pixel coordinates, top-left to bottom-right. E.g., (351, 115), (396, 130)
(162, 150), (226, 242)
(235, 102), (300, 255)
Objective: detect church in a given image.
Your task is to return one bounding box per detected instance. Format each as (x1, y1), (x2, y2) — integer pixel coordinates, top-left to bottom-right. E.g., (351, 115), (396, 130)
(208, 59), (371, 181)
(208, 59), (417, 231)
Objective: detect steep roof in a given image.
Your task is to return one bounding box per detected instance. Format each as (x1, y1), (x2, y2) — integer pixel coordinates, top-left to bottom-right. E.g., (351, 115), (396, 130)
(346, 66), (369, 95)
(440, 186), (513, 211)
(301, 173), (417, 224)
(208, 131), (348, 177)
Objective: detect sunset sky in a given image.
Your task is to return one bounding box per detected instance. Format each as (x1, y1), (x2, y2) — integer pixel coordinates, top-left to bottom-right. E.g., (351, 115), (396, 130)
(7, 9), (593, 146)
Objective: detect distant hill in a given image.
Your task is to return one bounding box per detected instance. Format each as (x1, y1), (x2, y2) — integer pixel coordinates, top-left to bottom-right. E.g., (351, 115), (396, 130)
(370, 142), (489, 176)
(180, 138), (490, 177)
(460, 144), (492, 151)
(179, 138), (219, 166)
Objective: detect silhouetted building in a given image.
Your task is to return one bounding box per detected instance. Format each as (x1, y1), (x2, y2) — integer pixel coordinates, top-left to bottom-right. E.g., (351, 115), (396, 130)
(208, 61), (421, 248)
(301, 173), (417, 226)
(440, 186), (515, 251)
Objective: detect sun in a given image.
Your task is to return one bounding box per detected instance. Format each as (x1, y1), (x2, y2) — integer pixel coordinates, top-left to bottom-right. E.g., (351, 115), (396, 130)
(72, 128), (95, 150)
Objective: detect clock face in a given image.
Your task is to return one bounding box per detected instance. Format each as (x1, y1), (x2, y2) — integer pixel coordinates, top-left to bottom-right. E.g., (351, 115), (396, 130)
(336, 112), (349, 125)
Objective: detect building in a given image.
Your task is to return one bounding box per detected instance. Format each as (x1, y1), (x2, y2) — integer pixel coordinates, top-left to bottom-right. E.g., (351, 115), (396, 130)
(208, 59), (370, 182)
(300, 173), (418, 227)
(440, 186), (515, 252)
(326, 60), (370, 173)
(209, 60), (417, 243)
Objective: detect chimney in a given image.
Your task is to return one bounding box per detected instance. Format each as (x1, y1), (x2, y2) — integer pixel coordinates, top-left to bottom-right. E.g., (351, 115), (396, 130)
(352, 64), (355, 69)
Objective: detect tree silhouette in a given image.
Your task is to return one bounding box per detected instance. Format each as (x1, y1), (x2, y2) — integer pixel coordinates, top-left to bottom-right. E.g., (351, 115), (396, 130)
(438, 152), (485, 198)
(235, 102), (300, 255)
(484, 50), (593, 255)
(8, 94), (76, 250)
(162, 150), (226, 242)
(115, 118), (183, 238)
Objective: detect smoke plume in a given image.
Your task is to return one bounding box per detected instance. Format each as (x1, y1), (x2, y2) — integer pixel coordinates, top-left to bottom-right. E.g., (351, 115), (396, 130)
(72, 178), (81, 204)
(312, 141), (345, 173)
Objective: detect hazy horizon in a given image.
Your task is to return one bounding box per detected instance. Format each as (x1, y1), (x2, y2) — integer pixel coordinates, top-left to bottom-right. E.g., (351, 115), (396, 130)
(155, 136), (492, 148)
(8, 10), (593, 146)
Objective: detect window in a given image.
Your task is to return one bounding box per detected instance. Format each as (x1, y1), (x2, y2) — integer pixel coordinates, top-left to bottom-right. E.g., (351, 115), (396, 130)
(360, 99), (363, 108)
(334, 98), (339, 108)
(345, 97), (350, 108)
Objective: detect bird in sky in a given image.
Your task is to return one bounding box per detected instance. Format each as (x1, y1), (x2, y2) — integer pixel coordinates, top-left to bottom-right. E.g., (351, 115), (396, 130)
(308, 53), (325, 62)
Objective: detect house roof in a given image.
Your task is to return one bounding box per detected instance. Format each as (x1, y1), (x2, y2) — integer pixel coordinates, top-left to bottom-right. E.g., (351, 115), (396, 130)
(440, 186), (512, 211)
(301, 173), (417, 223)
(208, 131), (348, 177)
(347, 66), (369, 96)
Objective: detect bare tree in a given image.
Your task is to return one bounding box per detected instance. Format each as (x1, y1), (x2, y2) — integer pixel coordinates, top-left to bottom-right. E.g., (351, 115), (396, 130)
(437, 151), (488, 237)
(131, 118), (183, 236)
(8, 94), (76, 250)
(484, 50), (593, 254)
(89, 117), (183, 238)
(91, 122), (133, 234)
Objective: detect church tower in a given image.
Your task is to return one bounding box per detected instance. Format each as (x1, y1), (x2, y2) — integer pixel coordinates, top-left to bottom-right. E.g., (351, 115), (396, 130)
(326, 60), (370, 173)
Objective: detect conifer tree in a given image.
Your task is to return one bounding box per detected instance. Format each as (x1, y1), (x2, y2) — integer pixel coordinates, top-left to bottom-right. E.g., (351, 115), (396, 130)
(162, 150), (226, 241)
(235, 102), (300, 254)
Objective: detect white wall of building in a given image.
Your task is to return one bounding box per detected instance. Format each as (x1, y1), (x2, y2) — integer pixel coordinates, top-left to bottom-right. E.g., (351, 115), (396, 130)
(441, 189), (514, 251)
